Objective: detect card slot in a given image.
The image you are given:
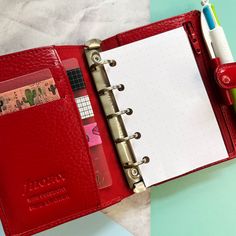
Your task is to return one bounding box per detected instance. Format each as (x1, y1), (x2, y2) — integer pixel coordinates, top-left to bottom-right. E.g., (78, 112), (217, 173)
(0, 96), (66, 119)
(0, 95), (101, 235)
(0, 47), (62, 83)
(54, 46), (133, 209)
(0, 47), (73, 101)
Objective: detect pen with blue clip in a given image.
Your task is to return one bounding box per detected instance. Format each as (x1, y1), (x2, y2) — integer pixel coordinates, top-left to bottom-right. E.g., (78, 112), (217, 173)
(201, 0), (236, 108)
(201, 0), (234, 63)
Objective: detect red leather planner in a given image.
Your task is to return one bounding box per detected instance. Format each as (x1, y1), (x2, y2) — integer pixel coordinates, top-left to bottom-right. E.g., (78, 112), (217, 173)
(0, 10), (236, 236)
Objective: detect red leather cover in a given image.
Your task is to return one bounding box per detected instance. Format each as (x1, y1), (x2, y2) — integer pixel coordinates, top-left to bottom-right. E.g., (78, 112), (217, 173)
(54, 45), (132, 207)
(0, 45), (132, 236)
(0, 47), (102, 236)
(212, 59), (236, 105)
(215, 63), (236, 89)
(1, 10), (236, 236)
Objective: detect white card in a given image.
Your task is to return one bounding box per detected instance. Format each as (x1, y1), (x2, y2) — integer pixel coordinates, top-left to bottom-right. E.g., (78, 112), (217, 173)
(101, 27), (228, 187)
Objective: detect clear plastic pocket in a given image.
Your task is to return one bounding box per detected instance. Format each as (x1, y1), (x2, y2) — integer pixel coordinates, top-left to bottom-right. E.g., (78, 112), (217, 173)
(0, 69), (61, 117)
(0, 81), (101, 235)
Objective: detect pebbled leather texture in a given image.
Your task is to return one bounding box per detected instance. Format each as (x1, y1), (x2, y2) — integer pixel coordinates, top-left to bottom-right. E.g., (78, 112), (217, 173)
(54, 45), (133, 207)
(0, 47), (101, 236)
(102, 11), (200, 50)
(1, 10), (236, 236)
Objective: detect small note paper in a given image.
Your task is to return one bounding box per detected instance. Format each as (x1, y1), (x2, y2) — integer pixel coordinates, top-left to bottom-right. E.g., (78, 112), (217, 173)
(101, 27), (228, 187)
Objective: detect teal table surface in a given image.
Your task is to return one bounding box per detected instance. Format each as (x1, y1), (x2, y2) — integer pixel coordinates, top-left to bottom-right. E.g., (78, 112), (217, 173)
(151, 1), (236, 236)
(0, 213), (132, 236)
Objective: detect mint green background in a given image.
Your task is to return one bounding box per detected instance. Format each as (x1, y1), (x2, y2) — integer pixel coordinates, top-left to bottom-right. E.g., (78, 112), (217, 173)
(0, 213), (132, 236)
(151, 0), (236, 56)
(151, 1), (236, 236)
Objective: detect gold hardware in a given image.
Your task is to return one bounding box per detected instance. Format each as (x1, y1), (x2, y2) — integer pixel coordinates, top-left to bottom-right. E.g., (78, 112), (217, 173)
(116, 132), (141, 143)
(107, 108), (133, 119)
(123, 156), (150, 169)
(84, 39), (147, 193)
(98, 84), (125, 95)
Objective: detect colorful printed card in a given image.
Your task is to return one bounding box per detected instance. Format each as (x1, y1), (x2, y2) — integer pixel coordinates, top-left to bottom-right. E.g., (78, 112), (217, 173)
(62, 58), (112, 189)
(0, 69), (60, 116)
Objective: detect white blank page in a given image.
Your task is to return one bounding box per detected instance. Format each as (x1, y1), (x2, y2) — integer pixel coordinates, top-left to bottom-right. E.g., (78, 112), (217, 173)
(101, 27), (228, 187)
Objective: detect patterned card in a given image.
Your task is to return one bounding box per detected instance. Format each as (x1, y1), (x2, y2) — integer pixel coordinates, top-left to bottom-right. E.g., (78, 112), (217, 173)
(75, 95), (94, 119)
(66, 68), (85, 91)
(62, 58), (112, 189)
(84, 122), (102, 147)
(0, 78), (60, 116)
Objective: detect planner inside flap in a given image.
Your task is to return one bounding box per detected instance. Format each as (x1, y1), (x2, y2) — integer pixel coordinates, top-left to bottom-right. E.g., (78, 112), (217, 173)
(100, 11), (236, 187)
(55, 45), (133, 205)
(0, 47), (101, 236)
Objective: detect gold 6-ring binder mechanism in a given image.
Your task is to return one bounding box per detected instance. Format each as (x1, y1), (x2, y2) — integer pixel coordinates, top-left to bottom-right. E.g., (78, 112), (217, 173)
(85, 39), (150, 193)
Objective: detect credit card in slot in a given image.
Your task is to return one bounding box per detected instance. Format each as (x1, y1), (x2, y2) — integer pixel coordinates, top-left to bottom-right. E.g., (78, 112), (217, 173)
(62, 58), (112, 189)
(0, 69), (60, 116)
(84, 122), (102, 147)
(85, 122), (112, 189)
(67, 68), (85, 91)
(0, 69), (54, 93)
(63, 58), (86, 91)
(90, 144), (113, 190)
(75, 95), (94, 120)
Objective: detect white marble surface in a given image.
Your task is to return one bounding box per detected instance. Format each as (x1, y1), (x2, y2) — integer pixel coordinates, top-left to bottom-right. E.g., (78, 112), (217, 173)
(102, 190), (150, 236)
(0, 1), (150, 236)
(0, 0), (149, 54)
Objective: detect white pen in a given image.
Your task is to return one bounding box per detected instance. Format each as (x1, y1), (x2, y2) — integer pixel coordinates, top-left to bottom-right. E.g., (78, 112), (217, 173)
(201, 0), (236, 108)
(201, 0), (234, 63)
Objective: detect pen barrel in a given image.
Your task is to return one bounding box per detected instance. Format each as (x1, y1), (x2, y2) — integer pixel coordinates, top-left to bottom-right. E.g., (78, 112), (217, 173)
(209, 27), (234, 63)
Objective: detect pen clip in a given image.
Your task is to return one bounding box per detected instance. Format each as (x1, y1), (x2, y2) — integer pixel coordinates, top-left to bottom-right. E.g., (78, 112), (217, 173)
(201, 0), (209, 6)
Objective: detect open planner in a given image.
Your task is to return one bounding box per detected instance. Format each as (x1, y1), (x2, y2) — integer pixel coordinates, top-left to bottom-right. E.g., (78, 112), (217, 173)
(1, 10), (236, 236)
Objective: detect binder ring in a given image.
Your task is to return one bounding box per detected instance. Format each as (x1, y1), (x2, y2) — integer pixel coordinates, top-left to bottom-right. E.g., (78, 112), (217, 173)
(116, 132), (141, 143)
(91, 52), (117, 67)
(123, 156), (150, 169)
(98, 84), (125, 95)
(107, 108), (133, 119)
